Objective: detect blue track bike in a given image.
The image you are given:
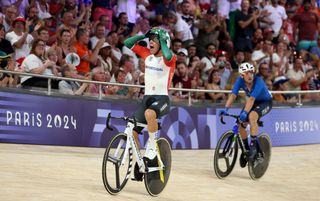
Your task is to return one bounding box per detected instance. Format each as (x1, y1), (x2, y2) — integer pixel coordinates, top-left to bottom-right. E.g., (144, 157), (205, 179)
(213, 113), (272, 180)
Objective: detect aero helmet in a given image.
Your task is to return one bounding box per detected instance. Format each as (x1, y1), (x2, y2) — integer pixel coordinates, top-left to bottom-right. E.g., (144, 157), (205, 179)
(148, 28), (171, 48)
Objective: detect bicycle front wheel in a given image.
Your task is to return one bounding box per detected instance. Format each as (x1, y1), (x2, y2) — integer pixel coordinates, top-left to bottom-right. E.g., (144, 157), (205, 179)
(214, 131), (238, 179)
(102, 133), (133, 195)
(144, 138), (172, 196)
(248, 133), (272, 180)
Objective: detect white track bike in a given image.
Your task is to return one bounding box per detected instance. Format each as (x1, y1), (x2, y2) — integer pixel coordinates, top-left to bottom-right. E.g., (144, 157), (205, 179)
(102, 113), (172, 196)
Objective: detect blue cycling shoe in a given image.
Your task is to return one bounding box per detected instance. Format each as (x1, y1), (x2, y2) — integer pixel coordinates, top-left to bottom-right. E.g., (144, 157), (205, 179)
(248, 140), (257, 162)
(239, 152), (248, 168)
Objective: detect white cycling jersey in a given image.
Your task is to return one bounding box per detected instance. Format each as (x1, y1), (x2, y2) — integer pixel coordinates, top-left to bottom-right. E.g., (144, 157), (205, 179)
(132, 45), (176, 95)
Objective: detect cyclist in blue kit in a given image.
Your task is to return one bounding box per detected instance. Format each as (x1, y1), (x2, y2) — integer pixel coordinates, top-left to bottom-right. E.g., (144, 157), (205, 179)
(220, 62), (272, 167)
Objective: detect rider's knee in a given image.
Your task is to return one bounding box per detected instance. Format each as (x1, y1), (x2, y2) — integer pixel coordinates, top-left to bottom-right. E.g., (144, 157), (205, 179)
(144, 109), (157, 121)
(248, 112), (258, 123)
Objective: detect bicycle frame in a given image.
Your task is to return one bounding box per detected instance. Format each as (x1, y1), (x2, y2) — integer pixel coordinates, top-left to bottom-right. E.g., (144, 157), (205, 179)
(221, 114), (251, 155)
(231, 123), (248, 155)
(114, 121), (165, 174)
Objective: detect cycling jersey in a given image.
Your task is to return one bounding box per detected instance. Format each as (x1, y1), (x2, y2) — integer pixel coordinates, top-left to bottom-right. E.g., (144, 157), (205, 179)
(232, 76), (272, 101)
(132, 44), (176, 95)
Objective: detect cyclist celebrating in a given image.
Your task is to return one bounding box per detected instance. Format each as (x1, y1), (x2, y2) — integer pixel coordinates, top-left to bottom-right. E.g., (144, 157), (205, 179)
(124, 28), (176, 178)
(220, 62), (272, 167)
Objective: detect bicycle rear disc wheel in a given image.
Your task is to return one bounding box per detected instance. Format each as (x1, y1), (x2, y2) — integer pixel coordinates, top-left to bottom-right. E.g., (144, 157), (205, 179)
(102, 133), (133, 195)
(144, 138), (172, 196)
(248, 133), (272, 180)
(214, 131), (238, 179)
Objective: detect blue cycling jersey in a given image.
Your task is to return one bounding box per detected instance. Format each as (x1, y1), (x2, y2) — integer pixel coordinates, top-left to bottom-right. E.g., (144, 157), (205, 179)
(232, 76), (272, 101)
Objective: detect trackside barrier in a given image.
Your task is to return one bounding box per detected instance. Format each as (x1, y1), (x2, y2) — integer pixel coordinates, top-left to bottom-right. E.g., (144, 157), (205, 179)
(1, 69), (320, 106)
(1, 91), (319, 149)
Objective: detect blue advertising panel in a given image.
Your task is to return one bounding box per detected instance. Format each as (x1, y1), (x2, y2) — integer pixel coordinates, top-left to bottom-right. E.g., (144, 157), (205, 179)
(0, 91), (217, 149)
(216, 108), (320, 146)
(1, 91), (320, 149)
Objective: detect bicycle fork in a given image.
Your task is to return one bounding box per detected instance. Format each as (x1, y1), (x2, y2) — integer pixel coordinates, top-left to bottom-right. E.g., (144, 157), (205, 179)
(123, 123), (147, 173)
(224, 126), (240, 157)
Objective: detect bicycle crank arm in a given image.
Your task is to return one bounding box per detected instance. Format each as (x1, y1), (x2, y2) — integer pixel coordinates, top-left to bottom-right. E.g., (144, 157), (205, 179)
(148, 166), (166, 183)
(147, 166), (165, 173)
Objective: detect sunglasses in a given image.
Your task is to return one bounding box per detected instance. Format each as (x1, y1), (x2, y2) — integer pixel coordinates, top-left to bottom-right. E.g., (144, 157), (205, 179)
(242, 71), (254, 76)
(149, 34), (159, 43)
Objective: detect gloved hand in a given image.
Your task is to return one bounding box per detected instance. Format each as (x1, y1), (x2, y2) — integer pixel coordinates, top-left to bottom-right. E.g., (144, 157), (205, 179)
(158, 29), (169, 41)
(219, 108), (229, 116)
(239, 111), (248, 122)
(145, 29), (153, 38)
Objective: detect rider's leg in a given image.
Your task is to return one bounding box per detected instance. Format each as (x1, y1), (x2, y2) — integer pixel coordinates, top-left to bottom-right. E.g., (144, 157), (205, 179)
(239, 125), (250, 151)
(144, 108), (158, 159)
(248, 111), (259, 137)
(239, 124), (250, 167)
(248, 111), (259, 159)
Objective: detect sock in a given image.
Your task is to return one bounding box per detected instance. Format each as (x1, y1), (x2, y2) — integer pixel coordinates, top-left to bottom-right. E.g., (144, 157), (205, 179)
(250, 135), (257, 147)
(149, 131), (157, 141)
(145, 131), (158, 159)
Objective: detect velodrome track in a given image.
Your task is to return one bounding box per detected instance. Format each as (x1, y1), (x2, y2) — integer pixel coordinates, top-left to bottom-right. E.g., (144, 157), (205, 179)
(1, 143), (319, 201)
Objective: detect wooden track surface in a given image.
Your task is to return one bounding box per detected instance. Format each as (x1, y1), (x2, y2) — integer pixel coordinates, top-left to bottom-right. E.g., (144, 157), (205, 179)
(1, 143), (319, 201)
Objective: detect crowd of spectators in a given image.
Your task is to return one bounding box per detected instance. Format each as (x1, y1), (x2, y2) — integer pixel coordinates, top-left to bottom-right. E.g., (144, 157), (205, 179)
(0, 0), (319, 103)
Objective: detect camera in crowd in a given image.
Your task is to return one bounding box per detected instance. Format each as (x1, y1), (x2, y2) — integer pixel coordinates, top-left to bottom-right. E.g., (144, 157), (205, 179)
(0, 51), (13, 82)
(0, 51), (11, 69)
(216, 61), (226, 69)
(0, 58), (9, 69)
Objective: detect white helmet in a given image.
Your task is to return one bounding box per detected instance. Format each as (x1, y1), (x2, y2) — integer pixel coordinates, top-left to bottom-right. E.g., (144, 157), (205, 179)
(239, 62), (254, 74)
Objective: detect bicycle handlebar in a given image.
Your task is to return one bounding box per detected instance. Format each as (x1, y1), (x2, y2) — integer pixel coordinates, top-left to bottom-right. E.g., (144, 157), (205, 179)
(220, 113), (248, 127)
(220, 113), (263, 127)
(106, 113), (113, 131)
(106, 112), (137, 131)
(220, 113), (239, 124)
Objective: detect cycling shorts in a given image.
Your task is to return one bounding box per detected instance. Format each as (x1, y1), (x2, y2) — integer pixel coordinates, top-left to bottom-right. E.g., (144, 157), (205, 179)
(133, 95), (170, 134)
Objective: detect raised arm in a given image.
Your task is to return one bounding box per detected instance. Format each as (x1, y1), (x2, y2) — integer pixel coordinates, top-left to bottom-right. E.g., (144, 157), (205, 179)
(160, 37), (172, 61)
(158, 29), (173, 61)
(124, 35), (146, 49)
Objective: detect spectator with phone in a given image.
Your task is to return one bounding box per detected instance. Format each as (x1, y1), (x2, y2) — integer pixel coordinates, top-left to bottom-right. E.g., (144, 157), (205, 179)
(59, 63), (91, 95)
(86, 67), (111, 96)
(215, 52), (231, 89)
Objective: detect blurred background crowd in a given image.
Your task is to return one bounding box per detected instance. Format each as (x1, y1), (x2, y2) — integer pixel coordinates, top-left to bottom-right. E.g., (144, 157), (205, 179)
(0, 0), (319, 103)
